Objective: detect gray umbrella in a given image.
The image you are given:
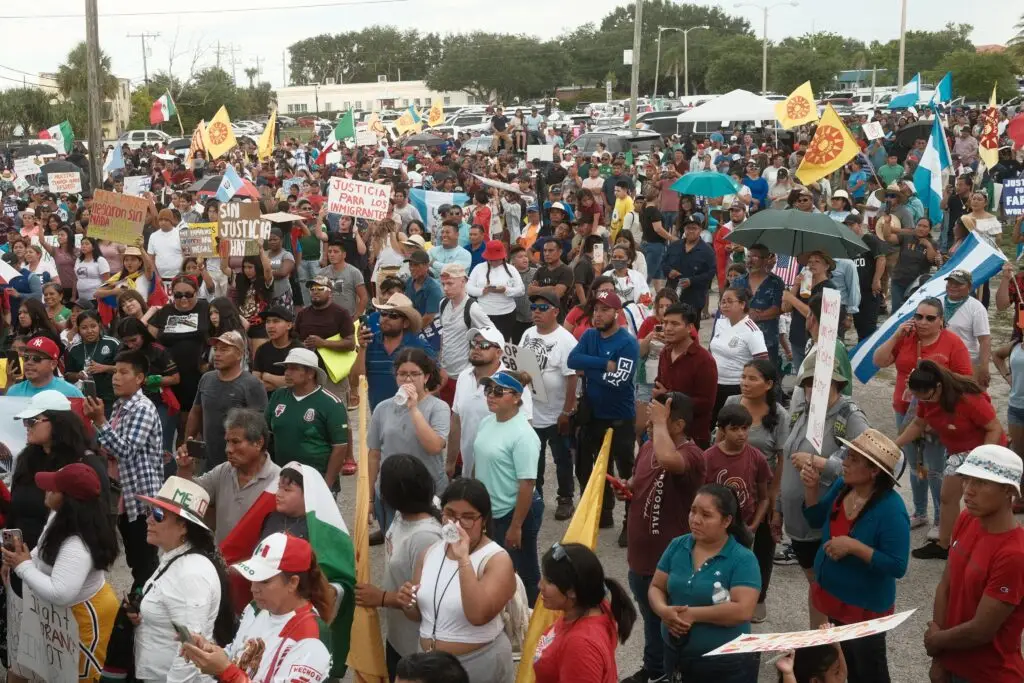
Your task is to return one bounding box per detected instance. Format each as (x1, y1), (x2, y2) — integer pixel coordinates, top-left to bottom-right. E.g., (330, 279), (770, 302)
(726, 209), (868, 258)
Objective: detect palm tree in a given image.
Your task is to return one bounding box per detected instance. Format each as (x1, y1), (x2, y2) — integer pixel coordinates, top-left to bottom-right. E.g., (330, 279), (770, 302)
(0, 88), (53, 138)
(55, 42), (118, 102)
(244, 67), (258, 89)
(1010, 12), (1024, 64)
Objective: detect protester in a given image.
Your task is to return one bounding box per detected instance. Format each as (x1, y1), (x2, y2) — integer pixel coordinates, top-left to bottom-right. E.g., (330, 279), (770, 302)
(318, 237), (367, 317)
(228, 251), (275, 356)
(942, 270), (991, 386)
(782, 251), (835, 372)
(359, 292), (434, 410)
(467, 240), (525, 342)
(250, 305), (300, 395)
(436, 262), (493, 402)
(563, 276), (625, 340)
(74, 237), (111, 304)
(709, 287), (769, 425)
(843, 213), (886, 341)
(661, 215), (716, 312)
(654, 302), (718, 447)
(733, 244), (784, 365)
(116, 317), (181, 454)
(296, 274), (356, 402)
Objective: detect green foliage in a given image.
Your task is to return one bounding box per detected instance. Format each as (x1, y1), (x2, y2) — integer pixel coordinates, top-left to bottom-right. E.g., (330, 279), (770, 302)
(0, 88), (54, 138)
(288, 28), (442, 85)
(55, 42), (119, 102)
(769, 46), (844, 94)
(867, 23), (974, 84)
(703, 35), (763, 93)
(930, 52), (1019, 101)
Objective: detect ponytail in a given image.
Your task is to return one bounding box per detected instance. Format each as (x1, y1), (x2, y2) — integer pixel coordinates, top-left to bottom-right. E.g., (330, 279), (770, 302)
(540, 543), (636, 643)
(604, 578), (637, 644)
(292, 551), (336, 620)
(697, 483), (752, 547)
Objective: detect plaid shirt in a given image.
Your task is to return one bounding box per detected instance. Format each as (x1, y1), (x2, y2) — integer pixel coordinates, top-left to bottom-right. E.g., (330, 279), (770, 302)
(96, 389), (163, 522)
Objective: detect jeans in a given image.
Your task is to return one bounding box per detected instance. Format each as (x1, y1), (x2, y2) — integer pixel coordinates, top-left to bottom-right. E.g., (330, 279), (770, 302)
(853, 291), (880, 341)
(641, 241), (668, 283)
(891, 280), (910, 314)
(492, 491), (544, 605)
(831, 619), (891, 683)
(670, 651), (760, 681)
(535, 424), (574, 500)
(297, 259), (321, 306)
(628, 570), (665, 677)
(156, 403), (177, 479)
(577, 417), (636, 516)
(118, 513), (159, 592)
(897, 410), (943, 522)
(661, 212), (678, 235)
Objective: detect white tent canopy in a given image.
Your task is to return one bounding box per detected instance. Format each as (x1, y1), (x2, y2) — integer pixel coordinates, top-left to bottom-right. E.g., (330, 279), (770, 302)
(676, 89), (779, 123)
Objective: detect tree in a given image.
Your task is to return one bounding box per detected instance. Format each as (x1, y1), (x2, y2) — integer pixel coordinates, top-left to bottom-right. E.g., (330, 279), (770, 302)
(868, 23), (974, 83)
(1009, 12), (1024, 68)
(288, 27), (439, 86)
(703, 35), (762, 93)
(244, 68), (258, 89)
(0, 88), (53, 138)
(769, 46), (843, 94)
(931, 52), (1019, 101)
(55, 42), (119, 102)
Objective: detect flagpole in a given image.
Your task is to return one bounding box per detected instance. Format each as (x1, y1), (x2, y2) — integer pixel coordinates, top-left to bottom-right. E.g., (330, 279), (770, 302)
(175, 107), (185, 137)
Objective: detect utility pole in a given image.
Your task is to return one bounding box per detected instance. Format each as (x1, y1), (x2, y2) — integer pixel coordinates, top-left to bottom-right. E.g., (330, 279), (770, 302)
(897, 0), (907, 87)
(127, 32), (160, 87)
(85, 0), (103, 188)
(629, 0), (643, 131)
(228, 44), (240, 86)
(254, 55), (262, 82)
(282, 51), (287, 88)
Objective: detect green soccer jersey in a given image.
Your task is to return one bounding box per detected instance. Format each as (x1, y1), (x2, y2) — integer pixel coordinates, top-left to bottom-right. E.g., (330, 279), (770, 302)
(66, 335), (121, 407)
(266, 386), (349, 475)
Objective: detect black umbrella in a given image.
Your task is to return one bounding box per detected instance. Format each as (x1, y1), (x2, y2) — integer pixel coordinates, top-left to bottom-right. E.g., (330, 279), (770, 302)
(39, 161), (82, 175)
(13, 143), (62, 158)
(727, 209), (868, 259)
(404, 132), (446, 148)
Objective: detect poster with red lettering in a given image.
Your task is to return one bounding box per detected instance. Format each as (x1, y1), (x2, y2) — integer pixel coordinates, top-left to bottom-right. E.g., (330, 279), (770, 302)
(327, 177), (393, 221)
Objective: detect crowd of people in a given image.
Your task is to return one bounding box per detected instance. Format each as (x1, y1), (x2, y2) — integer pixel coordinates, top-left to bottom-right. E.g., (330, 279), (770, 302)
(0, 94), (1019, 683)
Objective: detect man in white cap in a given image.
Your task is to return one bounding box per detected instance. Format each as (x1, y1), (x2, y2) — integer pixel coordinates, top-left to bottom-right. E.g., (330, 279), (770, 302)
(436, 262), (492, 405)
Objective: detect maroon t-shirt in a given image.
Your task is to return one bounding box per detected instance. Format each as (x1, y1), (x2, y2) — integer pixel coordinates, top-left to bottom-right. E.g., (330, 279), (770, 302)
(294, 303), (355, 342)
(702, 443), (772, 525)
(627, 438), (705, 576)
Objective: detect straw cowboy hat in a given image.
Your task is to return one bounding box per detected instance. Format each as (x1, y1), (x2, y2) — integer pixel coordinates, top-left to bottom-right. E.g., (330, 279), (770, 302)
(873, 182), (910, 202)
(373, 292), (423, 333)
(838, 428), (902, 485)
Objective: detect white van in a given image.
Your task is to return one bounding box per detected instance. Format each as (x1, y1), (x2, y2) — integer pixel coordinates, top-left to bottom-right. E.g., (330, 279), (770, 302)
(117, 129), (173, 150)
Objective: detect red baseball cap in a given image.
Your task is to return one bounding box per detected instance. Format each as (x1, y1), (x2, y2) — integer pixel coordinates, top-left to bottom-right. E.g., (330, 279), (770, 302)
(25, 336), (59, 361)
(34, 463), (101, 501)
(594, 291), (624, 310)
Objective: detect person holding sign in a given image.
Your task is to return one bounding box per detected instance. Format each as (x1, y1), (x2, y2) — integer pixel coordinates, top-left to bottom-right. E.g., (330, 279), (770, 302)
(95, 246), (154, 302)
(799, 429), (909, 683)
(2, 463), (120, 683)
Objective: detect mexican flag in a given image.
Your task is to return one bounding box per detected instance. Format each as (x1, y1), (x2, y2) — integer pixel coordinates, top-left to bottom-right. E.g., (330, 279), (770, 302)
(220, 462), (356, 678)
(314, 110), (355, 165)
(149, 92), (177, 125)
(38, 120), (73, 153)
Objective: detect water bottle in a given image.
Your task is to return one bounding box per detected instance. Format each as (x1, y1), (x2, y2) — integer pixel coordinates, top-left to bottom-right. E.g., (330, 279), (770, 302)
(799, 267), (813, 299)
(711, 581), (730, 605)
(393, 385), (408, 407)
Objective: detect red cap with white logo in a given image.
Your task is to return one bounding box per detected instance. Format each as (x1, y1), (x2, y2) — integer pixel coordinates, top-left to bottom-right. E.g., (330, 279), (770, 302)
(231, 532), (313, 582)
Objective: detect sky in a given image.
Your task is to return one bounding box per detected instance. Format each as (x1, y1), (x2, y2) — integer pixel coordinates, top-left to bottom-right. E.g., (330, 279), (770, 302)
(0, 0), (1015, 92)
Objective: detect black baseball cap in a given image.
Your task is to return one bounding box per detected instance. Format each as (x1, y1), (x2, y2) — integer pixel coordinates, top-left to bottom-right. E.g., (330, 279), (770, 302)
(260, 305), (295, 322)
(529, 290), (560, 307)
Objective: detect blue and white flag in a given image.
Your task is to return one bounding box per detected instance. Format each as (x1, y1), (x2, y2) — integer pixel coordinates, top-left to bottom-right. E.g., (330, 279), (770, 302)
(888, 73), (921, 109)
(850, 232), (1005, 383)
(912, 115), (951, 225)
(931, 72), (953, 105)
(103, 145), (124, 179)
(409, 188), (469, 239)
(216, 164), (245, 202)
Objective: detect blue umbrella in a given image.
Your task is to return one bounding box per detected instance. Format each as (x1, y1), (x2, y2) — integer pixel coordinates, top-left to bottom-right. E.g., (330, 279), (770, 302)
(669, 170), (739, 198)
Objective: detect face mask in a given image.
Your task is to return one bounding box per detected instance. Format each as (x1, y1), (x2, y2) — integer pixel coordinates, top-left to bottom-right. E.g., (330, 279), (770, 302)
(610, 259), (628, 270)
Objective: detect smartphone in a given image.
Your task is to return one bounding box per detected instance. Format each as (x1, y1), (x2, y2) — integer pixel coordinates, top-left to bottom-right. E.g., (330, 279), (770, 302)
(172, 622), (193, 643)
(605, 474), (633, 500)
(593, 243), (605, 264)
(655, 324), (664, 334)
(81, 379), (97, 399)
(2, 528), (23, 551)
(186, 440), (207, 461)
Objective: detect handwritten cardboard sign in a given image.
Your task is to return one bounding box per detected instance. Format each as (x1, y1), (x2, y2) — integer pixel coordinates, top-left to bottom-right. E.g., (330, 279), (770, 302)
(806, 288), (841, 453)
(327, 177), (392, 221)
(181, 222), (219, 257)
(89, 189), (148, 245)
(218, 202), (269, 256)
(47, 172), (82, 194)
(17, 586), (80, 683)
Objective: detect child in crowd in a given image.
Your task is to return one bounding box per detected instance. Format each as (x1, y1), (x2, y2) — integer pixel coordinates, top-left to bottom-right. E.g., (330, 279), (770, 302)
(776, 642), (848, 682)
(704, 404), (772, 536)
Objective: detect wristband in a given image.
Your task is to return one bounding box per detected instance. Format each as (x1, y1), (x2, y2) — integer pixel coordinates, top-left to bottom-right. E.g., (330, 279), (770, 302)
(218, 664), (246, 683)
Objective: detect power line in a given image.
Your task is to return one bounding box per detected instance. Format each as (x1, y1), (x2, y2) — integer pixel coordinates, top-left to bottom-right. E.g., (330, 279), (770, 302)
(0, 0), (409, 19)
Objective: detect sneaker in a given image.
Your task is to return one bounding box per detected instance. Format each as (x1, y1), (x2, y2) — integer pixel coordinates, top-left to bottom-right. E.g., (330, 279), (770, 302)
(773, 543), (798, 565)
(554, 497), (575, 521)
(927, 525), (940, 541)
(752, 602), (767, 623)
(599, 508), (614, 529)
(618, 525), (628, 548)
(909, 513), (928, 530)
(620, 668), (665, 683)
(912, 539), (948, 560)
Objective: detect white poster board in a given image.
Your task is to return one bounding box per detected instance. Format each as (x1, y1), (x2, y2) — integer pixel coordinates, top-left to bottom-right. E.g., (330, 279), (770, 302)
(47, 172), (82, 194)
(381, 158), (402, 170)
(123, 175), (152, 197)
(526, 145), (554, 162)
(16, 585), (81, 683)
(501, 343), (548, 403)
(862, 121), (885, 141)
(356, 131), (377, 147)
(14, 157), (41, 179)
(806, 288), (841, 453)
(327, 177), (392, 220)
(325, 151), (342, 165)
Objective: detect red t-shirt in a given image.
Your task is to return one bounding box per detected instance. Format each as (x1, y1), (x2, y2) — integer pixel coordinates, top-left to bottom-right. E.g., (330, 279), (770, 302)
(915, 392), (1005, 454)
(940, 512), (1024, 683)
(637, 316), (659, 339)
(533, 602), (619, 683)
(473, 205), (492, 230)
(702, 443), (772, 525)
(891, 330), (973, 414)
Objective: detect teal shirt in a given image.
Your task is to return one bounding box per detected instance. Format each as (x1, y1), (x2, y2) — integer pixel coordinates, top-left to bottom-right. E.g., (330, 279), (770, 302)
(657, 533), (761, 657)
(472, 412), (541, 517)
(7, 377), (84, 398)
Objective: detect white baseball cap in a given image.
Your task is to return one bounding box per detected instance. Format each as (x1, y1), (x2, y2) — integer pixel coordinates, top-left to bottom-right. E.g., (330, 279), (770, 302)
(15, 390), (72, 420)
(467, 326), (505, 347)
(231, 532), (314, 582)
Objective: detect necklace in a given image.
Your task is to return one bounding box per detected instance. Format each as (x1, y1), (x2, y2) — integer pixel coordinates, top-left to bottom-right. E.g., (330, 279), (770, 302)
(428, 538), (483, 651)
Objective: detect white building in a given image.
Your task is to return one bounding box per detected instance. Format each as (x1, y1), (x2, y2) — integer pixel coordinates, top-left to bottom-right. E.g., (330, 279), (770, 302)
(275, 79), (475, 115)
(38, 72), (132, 139)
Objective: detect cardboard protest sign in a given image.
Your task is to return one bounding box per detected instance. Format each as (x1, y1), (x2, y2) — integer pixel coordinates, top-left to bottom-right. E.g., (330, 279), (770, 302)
(89, 190), (148, 245)
(17, 585), (80, 683)
(180, 222), (219, 257)
(1003, 177), (1024, 217)
(526, 145), (554, 162)
(47, 172), (81, 194)
(218, 202), (269, 256)
(501, 343), (548, 403)
(124, 175), (152, 197)
(356, 131), (377, 147)
(327, 177), (392, 221)
(706, 610), (915, 656)
(14, 157), (41, 179)
(807, 288), (841, 453)
(862, 121), (885, 141)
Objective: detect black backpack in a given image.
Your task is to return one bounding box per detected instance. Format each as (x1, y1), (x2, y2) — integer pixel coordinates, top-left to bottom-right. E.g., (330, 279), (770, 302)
(438, 296), (479, 329)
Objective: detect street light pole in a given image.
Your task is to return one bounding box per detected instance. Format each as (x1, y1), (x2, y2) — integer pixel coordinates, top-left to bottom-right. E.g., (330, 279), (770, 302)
(682, 25), (709, 97)
(897, 0), (907, 86)
(654, 27), (666, 104)
(735, 1), (797, 95)
(629, 0), (643, 131)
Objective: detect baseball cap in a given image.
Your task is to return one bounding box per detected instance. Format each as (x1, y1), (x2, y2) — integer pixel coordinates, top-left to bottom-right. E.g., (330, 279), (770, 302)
(529, 290), (560, 307)
(947, 269), (973, 285)
(260, 305), (295, 322)
(440, 263), (468, 279)
(956, 445), (1024, 496)
(549, 202), (568, 213)
(467, 326), (505, 347)
(305, 275), (333, 290)
(210, 330), (246, 353)
(25, 336), (60, 361)
(232, 532), (314, 582)
(594, 291), (623, 310)
(15, 389), (72, 420)
(34, 463), (102, 502)
(405, 250), (430, 266)
(275, 348), (328, 385)
(526, 205), (540, 213)
(842, 211), (862, 225)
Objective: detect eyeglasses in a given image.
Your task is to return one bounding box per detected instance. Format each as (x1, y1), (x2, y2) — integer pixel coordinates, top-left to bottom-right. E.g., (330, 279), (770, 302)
(173, 291), (195, 300)
(442, 510), (482, 528)
(914, 313), (939, 322)
(484, 385), (515, 398)
(380, 311), (405, 320)
(396, 371), (424, 380)
(147, 506), (166, 522)
(22, 416), (49, 427)
(470, 339), (499, 350)
(530, 303), (553, 312)
(22, 354), (49, 364)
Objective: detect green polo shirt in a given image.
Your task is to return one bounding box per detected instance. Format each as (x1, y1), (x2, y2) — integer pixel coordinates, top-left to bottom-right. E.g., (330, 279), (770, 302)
(657, 533), (761, 657)
(266, 386), (349, 475)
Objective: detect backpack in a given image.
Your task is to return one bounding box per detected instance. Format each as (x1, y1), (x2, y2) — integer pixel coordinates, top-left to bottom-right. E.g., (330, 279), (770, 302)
(438, 296), (479, 330)
(478, 550), (532, 653)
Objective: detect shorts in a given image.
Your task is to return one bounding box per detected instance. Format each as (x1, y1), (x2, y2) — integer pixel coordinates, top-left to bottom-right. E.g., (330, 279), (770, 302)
(791, 539), (822, 570)
(1008, 405), (1024, 427)
(944, 452), (968, 477)
(635, 383), (654, 403)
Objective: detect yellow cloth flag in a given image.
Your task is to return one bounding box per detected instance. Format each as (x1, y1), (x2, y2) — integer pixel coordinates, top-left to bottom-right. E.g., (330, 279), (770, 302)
(394, 109), (423, 135)
(427, 100), (445, 127)
(346, 376), (389, 682)
(775, 81), (819, 130)
(185, 120), (206, 165)
(367, 113), (387, 138)
(979, 83), (999, 170)
(515, 429), (613, 683)
(202, 105), (238, 160)
(257, 110), (277, 161)
(795, 105), (859, 186)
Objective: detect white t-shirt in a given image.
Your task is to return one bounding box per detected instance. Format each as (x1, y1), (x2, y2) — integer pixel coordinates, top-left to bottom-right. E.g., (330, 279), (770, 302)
(946, 296), (990, 362)
(74, 256), (111, 301)
(602, 268), (651, 305)
(518, 326), (578, 428)
(709, 315), (768, 385)
(453, 363), (533, 477)
(147, 227), (183, 278)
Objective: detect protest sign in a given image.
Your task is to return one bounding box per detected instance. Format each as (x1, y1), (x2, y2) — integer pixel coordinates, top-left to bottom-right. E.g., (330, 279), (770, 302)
(356, 130), (377, 147)
(806, 288), (841, 453)
(381, 158), (402, 170)
(218, 202), (269, 256)
(862, 121), (885, 140)
(13, 176), (29, 192)
(327, 177), (392, 221)
(43, 234), (83, 250)
(501, 343), (548, 403)
(0, 396), (31, 473)
(14, 157), (41, 179)
(89, 190), (148, 244)
(124, 175), (152, 197)
(3, 199), (18, 220)
(1003, 177), (1024, 217)
(526, 145), (554, 162)
(180, 222), (219, 257)
(17, 586), (80, 683)
(706, 609), (915, 656)
(325, 151), (343, 165)
(47, 171), (82, 194)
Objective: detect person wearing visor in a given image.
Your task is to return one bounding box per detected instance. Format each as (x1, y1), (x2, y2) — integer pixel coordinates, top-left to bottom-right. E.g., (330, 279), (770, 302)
(181, 533), (333, 683)
(473, 369), (543, 605)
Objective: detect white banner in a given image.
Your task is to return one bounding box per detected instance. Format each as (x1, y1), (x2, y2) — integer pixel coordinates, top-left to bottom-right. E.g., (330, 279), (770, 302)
(17, 585), (80, 683)
(47, 172), (82, 194)
(123, 175), (152, 197)
(381, 158), (402, 170)
(807, 288), (841, 454)
(14, 157), (41, 179)
(526, 145), (554, 162)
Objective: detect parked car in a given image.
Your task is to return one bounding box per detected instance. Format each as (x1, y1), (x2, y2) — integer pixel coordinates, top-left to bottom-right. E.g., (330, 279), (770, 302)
(567, 129), (662, 156)
(117, 129), (173, 150)
(460, 135), (493, 153)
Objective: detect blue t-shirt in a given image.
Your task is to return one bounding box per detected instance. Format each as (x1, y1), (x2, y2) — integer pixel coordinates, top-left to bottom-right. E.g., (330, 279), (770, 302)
(733, 273), (784, 348)
(741, 176), (769, 209)
(847, 170), (868, 200)
(405, 276), (443, 317)
(657, 533), (761, 657)
(7, 377), (84, 398)
(472, 412), (542, 518)
(365, 331), (436, 410)
(567, 326), (639, 420)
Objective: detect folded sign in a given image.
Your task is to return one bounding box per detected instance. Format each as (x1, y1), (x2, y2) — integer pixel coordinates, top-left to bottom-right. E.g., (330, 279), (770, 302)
(327, 178), (392, 221)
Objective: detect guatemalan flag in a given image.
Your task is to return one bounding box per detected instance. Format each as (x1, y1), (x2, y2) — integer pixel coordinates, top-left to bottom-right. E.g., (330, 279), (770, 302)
(930, 72), (953, 105)
(888, 73), (921, 109)
(912, 115), (951, 226)
(409, 187), (470, 240)
(215, 164), (245, 202)
(851, 232), (1005, 383)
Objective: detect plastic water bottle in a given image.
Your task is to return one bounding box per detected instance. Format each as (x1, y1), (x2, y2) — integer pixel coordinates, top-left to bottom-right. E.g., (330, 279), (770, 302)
(799, 267), (813, 299)
(711, 581), (730, 605)
(393, 385), (408, 406)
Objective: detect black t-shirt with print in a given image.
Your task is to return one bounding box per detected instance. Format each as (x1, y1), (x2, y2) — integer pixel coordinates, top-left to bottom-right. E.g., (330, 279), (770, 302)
(150, 299), (211, 377)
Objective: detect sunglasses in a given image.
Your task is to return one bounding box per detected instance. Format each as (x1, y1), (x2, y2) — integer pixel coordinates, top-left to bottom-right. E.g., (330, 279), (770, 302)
(173, 291), (195, 300)
(22, 354), (50, 364)
(22, 416), (49, 427)
(470, 339), (499, 350)
(379, 311), (405, 320)
(551, 542), (575, 574)
(309, 285), (331, 293)
(484, 385), (515, 398)
(530, 303), (553, 312)
(914, 313), (939, 322)
(147, 506), (166, 522)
